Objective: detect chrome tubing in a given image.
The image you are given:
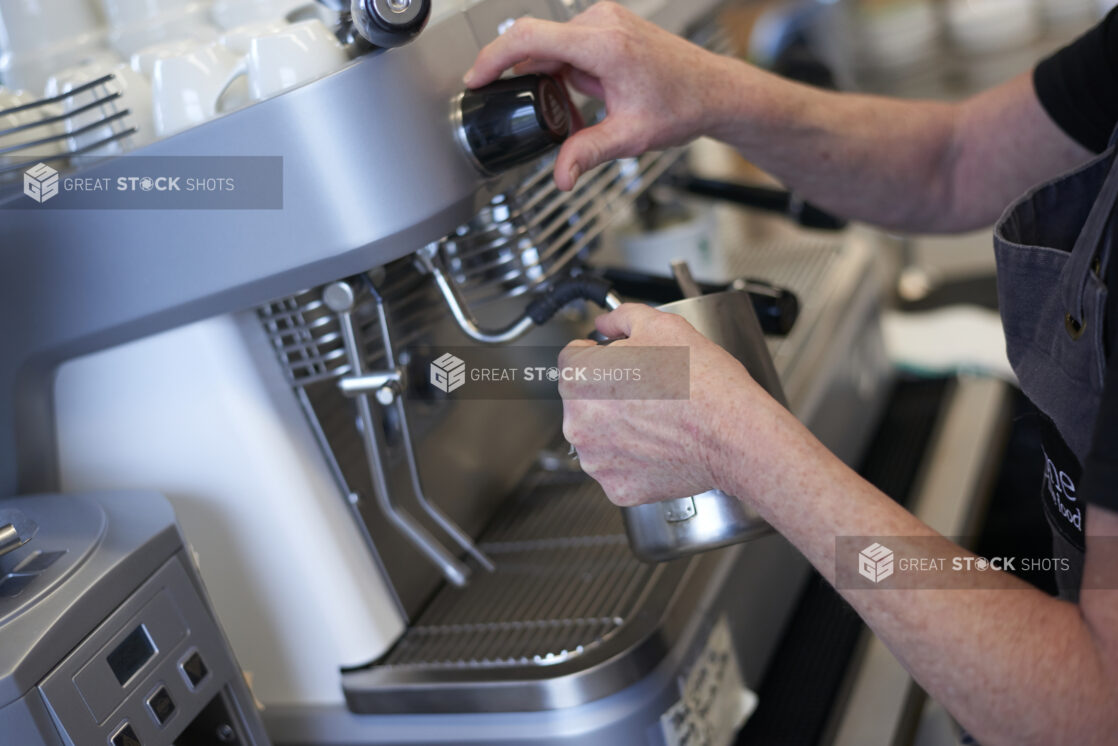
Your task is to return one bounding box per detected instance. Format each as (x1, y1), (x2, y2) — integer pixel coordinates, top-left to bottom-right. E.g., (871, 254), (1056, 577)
(366, 285), (496, 572)
(416, 247), (535, 344)
(416, 246), (622, 344)
(324, 280), (472, 587)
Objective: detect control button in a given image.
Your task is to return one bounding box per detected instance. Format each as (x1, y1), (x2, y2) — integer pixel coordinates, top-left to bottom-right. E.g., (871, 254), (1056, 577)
(180, 651), (208, 688)
(146, 686), (175, 725)
(110, 722), (141, 746)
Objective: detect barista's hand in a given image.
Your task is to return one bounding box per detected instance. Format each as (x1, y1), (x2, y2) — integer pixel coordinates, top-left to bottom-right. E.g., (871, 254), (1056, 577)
(465, 2), (743, 190)
(559, 303), (784, 507)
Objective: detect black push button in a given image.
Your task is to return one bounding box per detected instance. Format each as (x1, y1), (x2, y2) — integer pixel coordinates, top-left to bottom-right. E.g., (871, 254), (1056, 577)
(180, 651), (208, 688)
(111, 722), (141, 746)
(146, 686), (175, 725)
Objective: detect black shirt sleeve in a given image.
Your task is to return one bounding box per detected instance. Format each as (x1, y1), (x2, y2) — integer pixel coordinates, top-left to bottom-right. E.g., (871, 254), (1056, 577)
(1034, 8), (1118, 154)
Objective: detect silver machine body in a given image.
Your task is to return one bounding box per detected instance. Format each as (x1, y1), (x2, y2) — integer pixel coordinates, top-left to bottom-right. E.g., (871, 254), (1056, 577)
(0, 1), (896, 744)
(0, 492), (269, 746)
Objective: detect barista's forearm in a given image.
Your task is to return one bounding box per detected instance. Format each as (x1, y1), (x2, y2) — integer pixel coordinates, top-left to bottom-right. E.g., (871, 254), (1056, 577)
(710, 394), (1118, 744)
(701, 65), (1088, 234)
(701, 59), (961, 233)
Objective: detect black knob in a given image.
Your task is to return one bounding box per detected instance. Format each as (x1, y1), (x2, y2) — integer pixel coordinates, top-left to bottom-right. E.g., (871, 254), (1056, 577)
(351, 0), (430, 48)
(454, 75), (572, 175)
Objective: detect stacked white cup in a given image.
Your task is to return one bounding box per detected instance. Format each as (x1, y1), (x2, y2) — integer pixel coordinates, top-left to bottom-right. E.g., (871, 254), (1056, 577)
(0, 0), (113, 93)
(137, 18), (346, 138)
(101, 0), (219, 57)
(44, 61), (155, 155)
(0, 87), (66, 162)
(210, 0), (309, 29)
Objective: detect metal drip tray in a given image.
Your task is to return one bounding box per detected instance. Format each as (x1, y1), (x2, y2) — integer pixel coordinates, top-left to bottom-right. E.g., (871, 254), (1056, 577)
(383, 478), (656, 669)
(342, 473), (696, 714)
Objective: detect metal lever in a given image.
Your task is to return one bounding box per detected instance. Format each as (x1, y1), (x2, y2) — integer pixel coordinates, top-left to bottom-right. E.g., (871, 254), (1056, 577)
(338, 369), (404, 403)
(324, 280), (494, 587)
(362, 283), (495, 571)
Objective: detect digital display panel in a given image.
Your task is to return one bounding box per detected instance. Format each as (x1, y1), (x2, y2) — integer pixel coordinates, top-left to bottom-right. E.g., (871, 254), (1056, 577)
(107, 624), (156, 686)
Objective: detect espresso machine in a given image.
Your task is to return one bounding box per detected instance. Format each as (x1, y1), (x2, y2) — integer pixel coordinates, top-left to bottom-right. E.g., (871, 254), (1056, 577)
(0, 1), (894, 743)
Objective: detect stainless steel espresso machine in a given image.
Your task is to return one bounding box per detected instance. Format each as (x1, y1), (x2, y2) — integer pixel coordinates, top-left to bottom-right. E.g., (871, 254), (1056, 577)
(0, 1), (894, 744)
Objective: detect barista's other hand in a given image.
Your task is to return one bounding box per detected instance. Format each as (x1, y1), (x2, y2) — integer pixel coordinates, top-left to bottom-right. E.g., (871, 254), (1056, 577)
(465, 2), (742, 190)
(559, 303), (779, 507)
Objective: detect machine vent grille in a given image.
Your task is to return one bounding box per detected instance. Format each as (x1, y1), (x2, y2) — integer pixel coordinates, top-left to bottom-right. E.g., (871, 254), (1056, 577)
(434, 149), (683, 306)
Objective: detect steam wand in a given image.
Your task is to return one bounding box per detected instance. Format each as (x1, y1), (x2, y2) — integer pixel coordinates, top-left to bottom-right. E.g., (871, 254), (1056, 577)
(415, 245), (622, 345)
(324, 278), (494, 588)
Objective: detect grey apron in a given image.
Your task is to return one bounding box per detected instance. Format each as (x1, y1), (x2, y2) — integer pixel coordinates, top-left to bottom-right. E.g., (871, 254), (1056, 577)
(993, 128), (1118, 600)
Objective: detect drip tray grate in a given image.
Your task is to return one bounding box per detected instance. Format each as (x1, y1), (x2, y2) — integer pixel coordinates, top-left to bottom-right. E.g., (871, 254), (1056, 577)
(377, 476), (660, 670)
(342, 470), (701, 714)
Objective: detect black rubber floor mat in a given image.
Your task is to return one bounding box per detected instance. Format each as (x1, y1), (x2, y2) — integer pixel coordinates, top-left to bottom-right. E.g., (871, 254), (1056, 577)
(737, 377), (952, 745)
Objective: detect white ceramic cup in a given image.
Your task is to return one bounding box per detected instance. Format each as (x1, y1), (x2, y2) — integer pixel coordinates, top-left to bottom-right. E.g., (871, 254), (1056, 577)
(145, 18), (344, 137)
(0, 0), (104, 53)
(0, 0), (111, 93)
(210, 0), (307, 30)
(215, 19), (288, 109)
(218, 19), (288, 53)
(232, 18), (346, 101)
(101, 0), (197, 27)
(148, 40), (244, 136)
(104, 0), (218, 57)
(130, 38), (201, 77)
(45, 60), (154, 154)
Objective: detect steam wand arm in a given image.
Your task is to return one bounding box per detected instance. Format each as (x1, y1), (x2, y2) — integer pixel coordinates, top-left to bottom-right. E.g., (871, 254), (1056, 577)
(325, 280), (474, 587)
(416, 247), (622, 344)
(365, 281), (496, 573)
